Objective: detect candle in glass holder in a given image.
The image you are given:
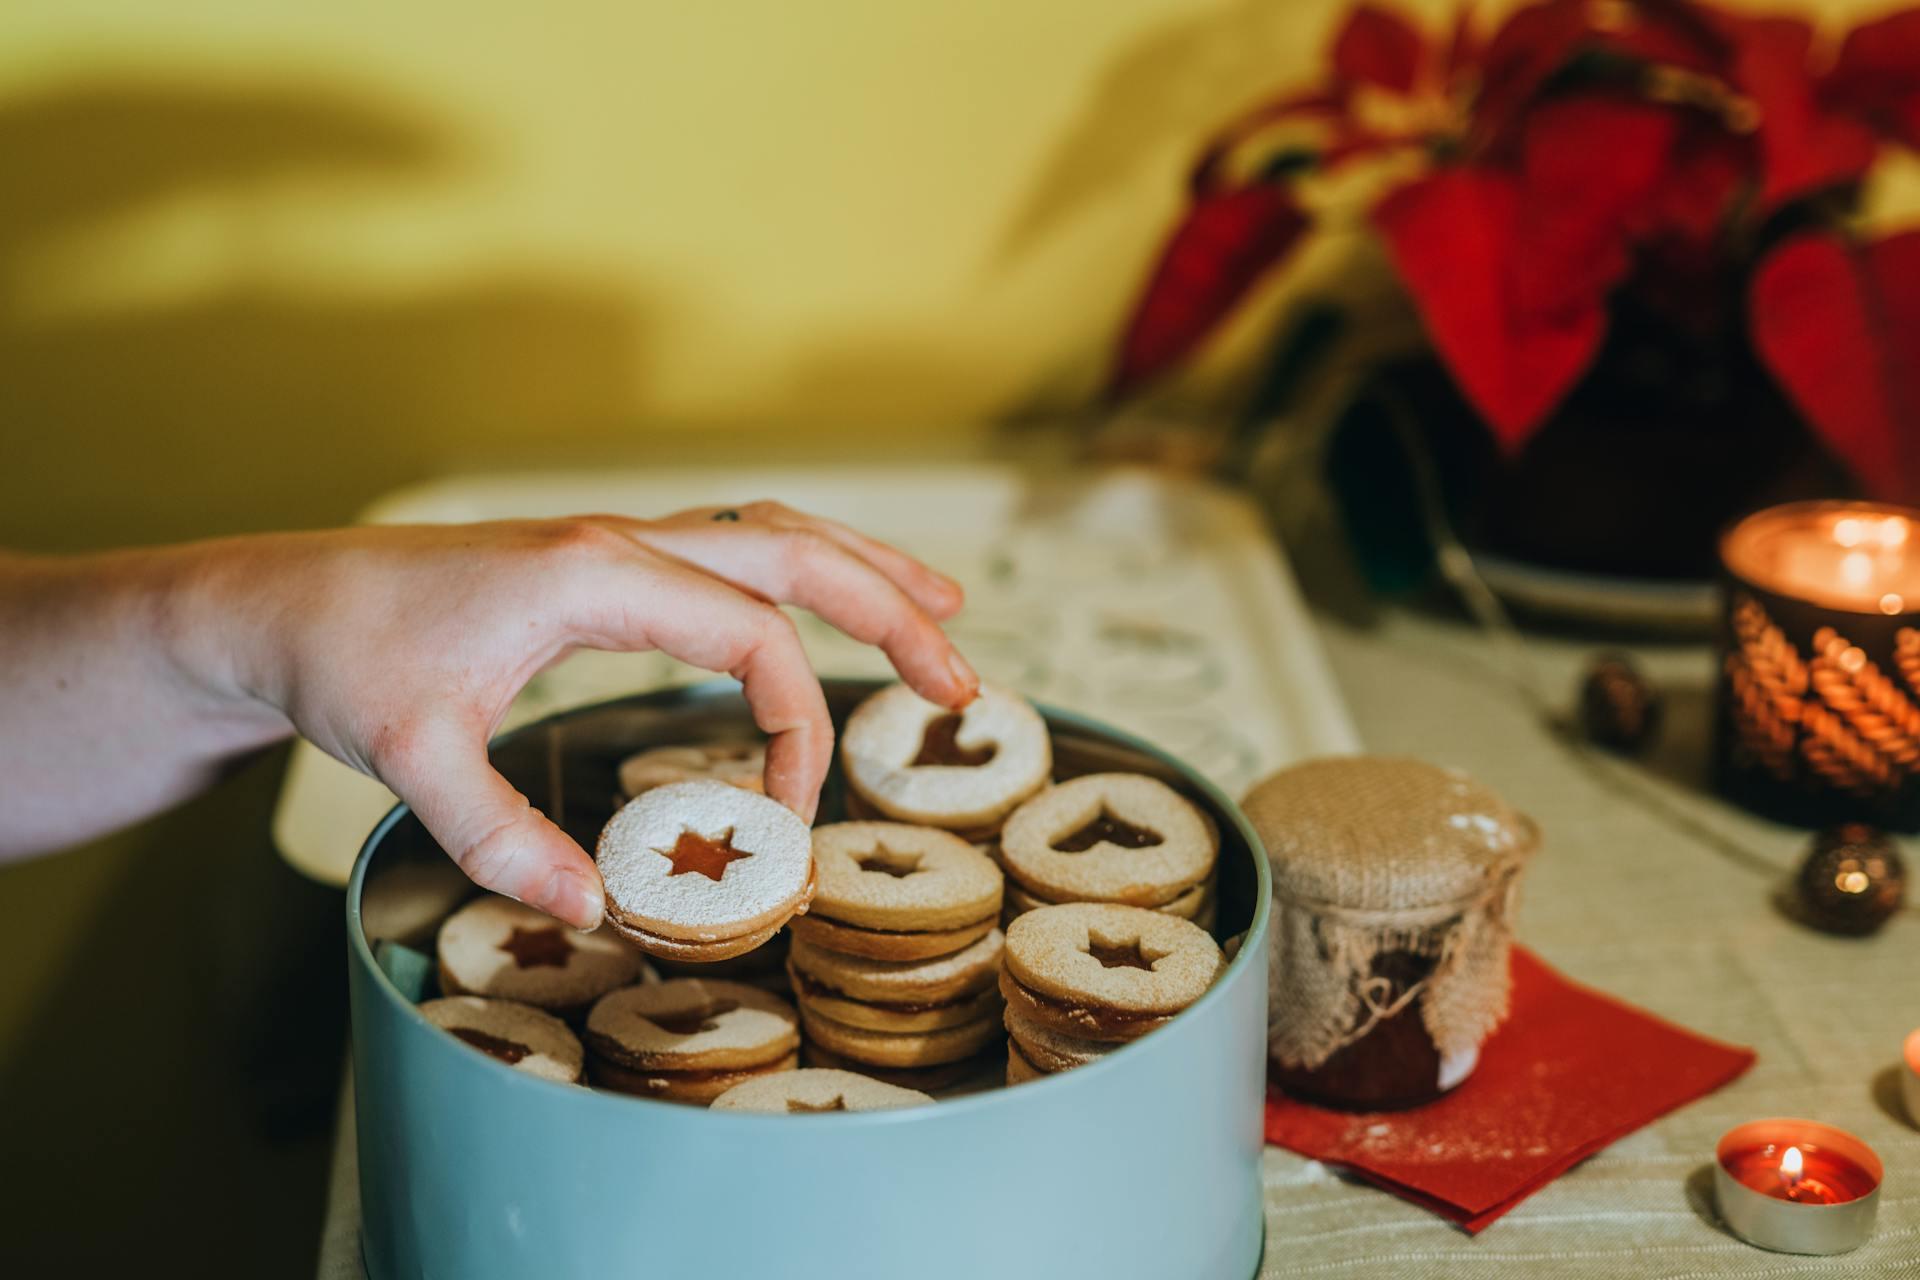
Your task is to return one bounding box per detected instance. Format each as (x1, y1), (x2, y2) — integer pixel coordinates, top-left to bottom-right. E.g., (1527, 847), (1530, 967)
(1714, 1118), (1882, 1254)
(1715, 501), (1920, 831)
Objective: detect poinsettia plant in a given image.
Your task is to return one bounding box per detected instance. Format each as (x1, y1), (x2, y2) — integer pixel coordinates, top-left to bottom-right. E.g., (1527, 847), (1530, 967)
(1112, 0), (1920, 500)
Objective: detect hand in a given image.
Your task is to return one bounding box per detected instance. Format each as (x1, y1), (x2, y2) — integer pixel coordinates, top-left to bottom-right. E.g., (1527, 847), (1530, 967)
(193, 503), (975, 928)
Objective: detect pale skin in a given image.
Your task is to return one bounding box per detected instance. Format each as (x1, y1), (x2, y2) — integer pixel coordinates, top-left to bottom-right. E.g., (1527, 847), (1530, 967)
(0, 502), (978, 929)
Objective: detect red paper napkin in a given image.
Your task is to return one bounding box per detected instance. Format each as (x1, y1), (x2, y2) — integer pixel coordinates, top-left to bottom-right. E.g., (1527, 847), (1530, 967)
(1264, 947), (1756, 1233)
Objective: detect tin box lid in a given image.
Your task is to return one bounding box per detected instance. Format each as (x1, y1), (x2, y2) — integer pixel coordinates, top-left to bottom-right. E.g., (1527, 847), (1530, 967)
(1240, 756), (1536, 914)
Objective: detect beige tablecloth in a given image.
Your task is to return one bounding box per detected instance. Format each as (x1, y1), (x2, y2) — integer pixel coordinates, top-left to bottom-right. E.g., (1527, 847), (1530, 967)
(318, 603), (1920, 1278)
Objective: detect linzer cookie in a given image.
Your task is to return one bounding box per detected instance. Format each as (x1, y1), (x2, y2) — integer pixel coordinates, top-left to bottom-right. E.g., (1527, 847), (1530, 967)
(618, 742), (765, 800)
(1003, 1005), (1120, 1083)
(999, 903), (1221, 1044)
(787, 929), (1004, 1033)
(799, 1004), (1003, 1072)
(787, 823), (1002, 961)
(596, 780), (815, 962)
(584, 978), (799, 1103)
(999, 774), (1217, 920)
(436, 894), (654, 1018)
(421, 995), (586, 1083)
(709, 1067), (932, 1113)
(840, 682), (1050, 838)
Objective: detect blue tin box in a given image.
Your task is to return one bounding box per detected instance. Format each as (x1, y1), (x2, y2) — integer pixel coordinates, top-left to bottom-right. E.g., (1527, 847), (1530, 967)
(347, 679), (1270, 1279)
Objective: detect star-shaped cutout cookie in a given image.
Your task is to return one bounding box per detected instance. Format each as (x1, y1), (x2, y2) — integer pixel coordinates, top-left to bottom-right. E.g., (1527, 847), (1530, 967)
(1086, 933), (1162, 971)
(647, 999), (740, 1036)
(855, 843), (926, 879)
(498, 924), (574, 969)
(655, 827), (752, 882)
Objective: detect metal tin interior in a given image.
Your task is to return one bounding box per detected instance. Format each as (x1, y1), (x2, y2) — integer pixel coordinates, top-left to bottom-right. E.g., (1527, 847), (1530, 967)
(347, 678), (1272, 1280)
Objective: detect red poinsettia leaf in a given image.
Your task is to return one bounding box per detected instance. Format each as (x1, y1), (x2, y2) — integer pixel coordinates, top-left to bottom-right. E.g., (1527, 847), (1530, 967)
(1724, 16), (1877, 210)
(1333, 5), (1427, 95)
(1513, 93), (1680, 317)
(1444, 3), (1483, 79)
(1750, 230), (1920, 499)
(1375, 168), (1605, 447)
(1109, 183), (1310, 396)
(1469, 0), (1597, 157)
(1638, 113), (1753, 245)
(1826, 9), (1920, 149)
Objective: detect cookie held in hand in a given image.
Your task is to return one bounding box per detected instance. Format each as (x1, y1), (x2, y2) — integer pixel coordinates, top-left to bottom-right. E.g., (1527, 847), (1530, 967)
(596, 780), (815, 962)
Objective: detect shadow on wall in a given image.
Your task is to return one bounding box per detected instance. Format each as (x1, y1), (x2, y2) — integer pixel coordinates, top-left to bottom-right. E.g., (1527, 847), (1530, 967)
(0, 77), (647, 551)
(993, 0), (1319, 264)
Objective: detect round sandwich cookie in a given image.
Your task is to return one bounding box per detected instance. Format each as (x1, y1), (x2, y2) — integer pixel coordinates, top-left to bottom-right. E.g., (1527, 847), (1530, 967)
(1000, 773), (1216, 910)
(584, 978), (799, 1103)
(420, 995), (586, 1084)
(999, 903), (1222, 1043)
(1003, 1004), (1119, 1075)
(596, 780), (815, 962)
(799, 1041), (996, 1093)
(652, 928), (793, 995)
(1005, 1037), (1046, 1086)
(618, 742), (765, 800)
(436, 894), (654, 1018)
(787, 928), (1004, 1033)
(799, 1002), (1004, 1070)
(1004, 876), (1214, 923)
(709, 1067), (932, 1113)
(841, 682), (1051, 838)
(786, 823), (1002, 961)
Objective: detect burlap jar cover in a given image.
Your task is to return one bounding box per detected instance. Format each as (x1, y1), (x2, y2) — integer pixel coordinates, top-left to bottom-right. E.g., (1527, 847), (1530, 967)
(1241, 757), (1538, 1073)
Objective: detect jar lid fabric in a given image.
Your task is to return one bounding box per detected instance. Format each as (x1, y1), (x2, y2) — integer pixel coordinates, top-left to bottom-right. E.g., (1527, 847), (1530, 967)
(1241, 756), (1537, 917)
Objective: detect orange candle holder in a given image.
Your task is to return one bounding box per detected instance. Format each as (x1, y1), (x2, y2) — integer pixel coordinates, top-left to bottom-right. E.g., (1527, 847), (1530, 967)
(1714, 1118), (1882, 1254)
(1715, 501), (1920, 831)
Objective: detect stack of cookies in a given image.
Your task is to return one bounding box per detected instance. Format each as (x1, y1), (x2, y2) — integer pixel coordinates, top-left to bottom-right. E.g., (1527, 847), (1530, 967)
(618, 742), (765, 800)
(584, 977), (800, 1103)
(999, 773), (1218, 930)
(1000, 903), (1223, 1084)
(788, 822), (1007, 1087)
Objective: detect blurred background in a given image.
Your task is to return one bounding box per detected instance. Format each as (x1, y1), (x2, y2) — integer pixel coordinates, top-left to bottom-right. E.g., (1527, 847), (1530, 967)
(1, 0), (1915, 1272)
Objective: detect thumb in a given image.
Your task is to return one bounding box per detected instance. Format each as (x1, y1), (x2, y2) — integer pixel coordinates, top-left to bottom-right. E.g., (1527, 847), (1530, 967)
(383, 726), (605, 930)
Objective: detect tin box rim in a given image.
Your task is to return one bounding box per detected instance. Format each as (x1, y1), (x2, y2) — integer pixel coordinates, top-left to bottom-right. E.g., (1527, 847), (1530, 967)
(345, 677), (1272, 1125)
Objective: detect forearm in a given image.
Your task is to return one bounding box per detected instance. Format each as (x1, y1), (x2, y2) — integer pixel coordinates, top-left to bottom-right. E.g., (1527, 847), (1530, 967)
(0, 544), (292, 859)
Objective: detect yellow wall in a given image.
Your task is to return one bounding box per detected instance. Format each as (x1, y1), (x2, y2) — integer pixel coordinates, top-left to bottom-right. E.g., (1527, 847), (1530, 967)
(0, 0), (1369, 549)
(1, 0), (1912, 552)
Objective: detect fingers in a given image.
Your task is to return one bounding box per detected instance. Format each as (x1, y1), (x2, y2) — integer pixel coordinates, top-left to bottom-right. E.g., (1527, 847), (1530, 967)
(624, 520), (977, 710)
(767, 505), (966, 620)
(382, 722), (605, 929)
(573, 555), (835, 821)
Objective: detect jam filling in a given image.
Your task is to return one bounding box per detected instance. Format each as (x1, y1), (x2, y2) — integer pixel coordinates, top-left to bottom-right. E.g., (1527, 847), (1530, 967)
(1085, 935), (1161, 971)
(1052, 809), (1163, 853)
(655, 827), (752, 881)
(498, 924), (574, 969)
(786, 1095), (849, 1113)
(450, 1026), (535, 1064)
(911, 714), (997, 767)
(646, 1000), (740, 1036)
(854, 844), (926, 879)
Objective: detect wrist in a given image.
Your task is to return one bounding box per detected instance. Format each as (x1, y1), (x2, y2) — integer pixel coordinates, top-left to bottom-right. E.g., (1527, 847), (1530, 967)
(139, 538), (296, 748)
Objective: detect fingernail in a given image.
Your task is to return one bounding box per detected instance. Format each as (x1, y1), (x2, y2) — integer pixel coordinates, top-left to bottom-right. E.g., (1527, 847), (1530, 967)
(550, 871), (603, 931)
(947, 650), (979, 703)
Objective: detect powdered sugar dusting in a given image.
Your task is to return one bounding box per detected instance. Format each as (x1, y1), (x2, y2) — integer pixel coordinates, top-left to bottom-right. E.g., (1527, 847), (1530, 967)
(597, 780), (811, 928)
(842, 682), (1050, 827)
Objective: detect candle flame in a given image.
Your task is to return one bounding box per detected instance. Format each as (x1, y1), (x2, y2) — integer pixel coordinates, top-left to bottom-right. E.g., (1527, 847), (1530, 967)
(1841, 551), (1873, 589)
(1782, 1146), (1804, 1183)
(1838, 869), (1871, 894)
(1836, 518), (1865, 547)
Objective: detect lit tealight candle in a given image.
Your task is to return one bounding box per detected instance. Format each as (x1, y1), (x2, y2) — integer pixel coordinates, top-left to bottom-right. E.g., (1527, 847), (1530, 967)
(1714, 1118), (1882, 1254)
